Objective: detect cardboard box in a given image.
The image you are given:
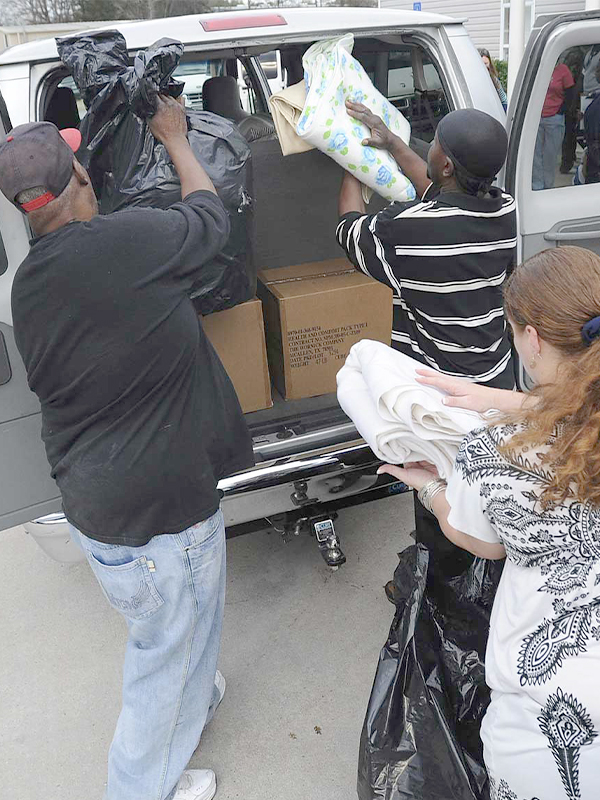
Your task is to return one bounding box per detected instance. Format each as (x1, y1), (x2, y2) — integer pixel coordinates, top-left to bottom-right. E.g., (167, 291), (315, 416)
(258, 259), (393, 400)
(201, 299), (272, 414)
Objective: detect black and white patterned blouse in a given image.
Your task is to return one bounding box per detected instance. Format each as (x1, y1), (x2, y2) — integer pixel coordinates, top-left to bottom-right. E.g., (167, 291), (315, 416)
(446, 424), (600, 800)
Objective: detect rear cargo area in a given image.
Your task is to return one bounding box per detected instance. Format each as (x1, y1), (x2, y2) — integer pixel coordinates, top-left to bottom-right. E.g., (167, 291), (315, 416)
(245, 390), (347, 450)
(237, 140), (390, 440)
(43, 33), (425, 447)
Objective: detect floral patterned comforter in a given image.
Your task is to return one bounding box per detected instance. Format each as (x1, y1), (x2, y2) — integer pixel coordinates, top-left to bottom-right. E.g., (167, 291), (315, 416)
(297, 34), (416, 203)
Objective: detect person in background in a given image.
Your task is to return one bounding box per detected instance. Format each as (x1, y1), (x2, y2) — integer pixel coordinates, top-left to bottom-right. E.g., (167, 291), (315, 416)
(380, 245), (600, 800)
(337, 101), (515, 585)
(533, 59), (575, 190)
(583, 43), (600, 97)
(583, 60), (600, 184)
(560, 48), (584, 175)
(479, 48), (507, 111)
(1, 97), (254, 800)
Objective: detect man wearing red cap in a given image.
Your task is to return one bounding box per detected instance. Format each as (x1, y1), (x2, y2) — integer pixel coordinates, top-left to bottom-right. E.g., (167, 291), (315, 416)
(0, 97), (253, 800)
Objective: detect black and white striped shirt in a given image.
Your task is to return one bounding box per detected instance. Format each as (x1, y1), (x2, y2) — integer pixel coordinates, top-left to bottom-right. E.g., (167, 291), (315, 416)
(336, 185), (516, 388)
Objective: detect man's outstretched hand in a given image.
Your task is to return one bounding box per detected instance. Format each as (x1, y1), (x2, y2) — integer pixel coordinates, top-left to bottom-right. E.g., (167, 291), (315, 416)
(148, 95), (188, 145)
(345, 98), (395, 150)
(345, 98), (430, 197)
(148, 95), (216, 198)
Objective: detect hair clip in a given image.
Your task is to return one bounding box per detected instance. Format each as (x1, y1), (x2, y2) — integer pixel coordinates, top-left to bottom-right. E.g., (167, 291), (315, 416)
(581, 315), (600, 346)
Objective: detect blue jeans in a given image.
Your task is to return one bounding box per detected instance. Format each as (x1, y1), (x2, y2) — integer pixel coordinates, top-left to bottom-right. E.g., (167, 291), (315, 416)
(532, 113), (565, 190)
(70, 508), (226, 800)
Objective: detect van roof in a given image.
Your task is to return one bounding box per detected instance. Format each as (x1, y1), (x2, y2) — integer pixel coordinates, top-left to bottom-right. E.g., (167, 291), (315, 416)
(0, 7), (462, 65)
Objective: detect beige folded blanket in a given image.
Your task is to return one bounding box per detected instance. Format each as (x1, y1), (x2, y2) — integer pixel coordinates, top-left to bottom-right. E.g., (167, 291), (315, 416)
(268, 81), (313, 156)
(269, 79), (374, 204)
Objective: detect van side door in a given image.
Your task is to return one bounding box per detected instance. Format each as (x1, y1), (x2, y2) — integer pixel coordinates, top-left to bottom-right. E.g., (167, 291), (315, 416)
(0, 91), (62, 532)
(506, 11), (600, 261)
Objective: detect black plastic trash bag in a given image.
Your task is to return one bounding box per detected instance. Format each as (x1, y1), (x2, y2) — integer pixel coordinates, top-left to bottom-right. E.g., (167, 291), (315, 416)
(358, 544), (504, 800)
(56, 31), (253, 315)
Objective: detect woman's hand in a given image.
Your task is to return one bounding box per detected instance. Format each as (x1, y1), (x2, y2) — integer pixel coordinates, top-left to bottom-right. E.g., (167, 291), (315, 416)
(416, 369), (532, 414)
(415, 369), (505, 414)
(377, 461), (439, 491)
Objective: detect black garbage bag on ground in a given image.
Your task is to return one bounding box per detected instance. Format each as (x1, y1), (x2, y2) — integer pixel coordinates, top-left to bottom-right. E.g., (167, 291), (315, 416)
(56, 31), (253, 315)
(358, 544), (504, 800)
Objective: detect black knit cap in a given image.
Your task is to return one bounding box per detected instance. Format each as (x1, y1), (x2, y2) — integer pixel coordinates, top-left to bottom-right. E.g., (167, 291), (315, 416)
(436, 109), (508, 180)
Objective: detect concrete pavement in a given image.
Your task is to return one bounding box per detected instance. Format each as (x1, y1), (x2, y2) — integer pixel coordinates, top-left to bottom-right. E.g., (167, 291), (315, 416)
(0, 492), (414, 800)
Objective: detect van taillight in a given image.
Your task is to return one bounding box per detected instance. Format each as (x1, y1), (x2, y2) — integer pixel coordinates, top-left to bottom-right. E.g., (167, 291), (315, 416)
(201, 14), (287, 32)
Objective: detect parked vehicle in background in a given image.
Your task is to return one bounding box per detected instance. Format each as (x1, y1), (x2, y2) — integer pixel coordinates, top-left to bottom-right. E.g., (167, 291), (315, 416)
(1, 8), (599, 566)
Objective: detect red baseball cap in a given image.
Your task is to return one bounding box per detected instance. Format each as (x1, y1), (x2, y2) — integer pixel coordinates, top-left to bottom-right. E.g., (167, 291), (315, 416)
(0, 122), (82, 213)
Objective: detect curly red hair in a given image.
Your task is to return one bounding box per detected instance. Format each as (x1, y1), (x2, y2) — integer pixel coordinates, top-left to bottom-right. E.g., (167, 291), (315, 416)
(503, 246), (600, 507)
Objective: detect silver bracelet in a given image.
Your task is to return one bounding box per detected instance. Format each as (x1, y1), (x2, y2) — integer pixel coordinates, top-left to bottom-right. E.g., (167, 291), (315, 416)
(417, 478), (447, 514)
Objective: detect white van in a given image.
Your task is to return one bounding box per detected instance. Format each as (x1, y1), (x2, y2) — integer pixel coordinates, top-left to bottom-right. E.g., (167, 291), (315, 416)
(0, 8), (597, 562)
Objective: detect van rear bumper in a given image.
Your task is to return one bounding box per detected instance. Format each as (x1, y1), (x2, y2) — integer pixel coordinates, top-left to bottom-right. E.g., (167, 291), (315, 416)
(28, 440), (406, 544)
(218, 438), (402, 526)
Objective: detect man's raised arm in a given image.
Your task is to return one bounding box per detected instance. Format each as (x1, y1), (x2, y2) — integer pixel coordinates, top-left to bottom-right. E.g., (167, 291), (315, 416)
(148, 95), (217, 199)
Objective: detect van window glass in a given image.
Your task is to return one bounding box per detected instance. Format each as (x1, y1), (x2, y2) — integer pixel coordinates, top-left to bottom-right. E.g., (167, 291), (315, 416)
(238, 61), (260, 114)
(259, 51), (284, 94)
(269, 42), (450, 144)
(50, 56), (261, 128)
(531, 44), (597, 191)
(259, 52), (278, 81)
(355, 46), (449, 143)
(175, 59), (224, 111)
(175, 59), (260, 115)
(55, 60), (228, 116)
(55, 76), (85, 121)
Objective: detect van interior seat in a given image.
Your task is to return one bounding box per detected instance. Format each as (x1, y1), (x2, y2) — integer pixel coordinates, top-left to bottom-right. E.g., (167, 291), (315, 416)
(45, 86), (80, 129)
(202, 75), (276, 143)
(249, 139), (388, 271)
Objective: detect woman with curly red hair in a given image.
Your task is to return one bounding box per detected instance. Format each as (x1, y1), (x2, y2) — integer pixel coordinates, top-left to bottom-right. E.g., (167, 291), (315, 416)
(380, 245), (600, 800)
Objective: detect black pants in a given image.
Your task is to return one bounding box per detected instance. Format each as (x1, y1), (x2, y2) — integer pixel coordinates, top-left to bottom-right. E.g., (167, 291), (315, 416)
(413, 493), (474, 580)
(561, 110), (579, 170)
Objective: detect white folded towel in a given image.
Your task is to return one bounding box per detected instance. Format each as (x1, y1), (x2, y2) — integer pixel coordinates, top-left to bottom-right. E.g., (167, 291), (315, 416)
(336, 340), (484, 479)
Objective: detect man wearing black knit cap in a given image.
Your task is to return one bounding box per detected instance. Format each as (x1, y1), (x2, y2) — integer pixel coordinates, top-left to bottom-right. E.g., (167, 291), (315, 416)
(337, 103), (516, 580)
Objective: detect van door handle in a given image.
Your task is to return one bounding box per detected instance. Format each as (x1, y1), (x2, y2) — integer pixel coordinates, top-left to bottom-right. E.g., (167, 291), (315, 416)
(544, 230), (600, 241)
(0, 330), (11, 385)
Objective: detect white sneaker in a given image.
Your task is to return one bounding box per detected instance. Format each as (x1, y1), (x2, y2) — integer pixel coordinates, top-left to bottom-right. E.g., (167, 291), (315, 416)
(214, 670), (226, 709)
(173, 769), (217, 800)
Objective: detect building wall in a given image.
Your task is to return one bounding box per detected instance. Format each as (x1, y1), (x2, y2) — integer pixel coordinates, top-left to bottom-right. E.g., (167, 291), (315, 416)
(538, 0), (584, 17)
(0, 22), (123, 53)
(380, 0), (503, 56)
(380, 0), (586, 60)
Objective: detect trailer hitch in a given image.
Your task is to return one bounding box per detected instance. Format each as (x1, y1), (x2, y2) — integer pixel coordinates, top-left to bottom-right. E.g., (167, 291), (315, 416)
(267, 507), (346, 570)
(311, 514), (346, 569)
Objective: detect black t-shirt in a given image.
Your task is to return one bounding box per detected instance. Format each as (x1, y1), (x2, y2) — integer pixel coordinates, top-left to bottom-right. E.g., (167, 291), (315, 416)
(11, 191), (254, 546)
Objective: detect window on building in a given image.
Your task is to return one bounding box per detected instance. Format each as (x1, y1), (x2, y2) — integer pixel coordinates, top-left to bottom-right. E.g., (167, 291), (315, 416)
(500, 0), (536, 62)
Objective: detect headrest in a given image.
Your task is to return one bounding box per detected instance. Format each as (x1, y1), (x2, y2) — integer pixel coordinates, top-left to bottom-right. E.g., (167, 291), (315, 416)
(45, 86), (81, 129)
(202, 76), (248, 123)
